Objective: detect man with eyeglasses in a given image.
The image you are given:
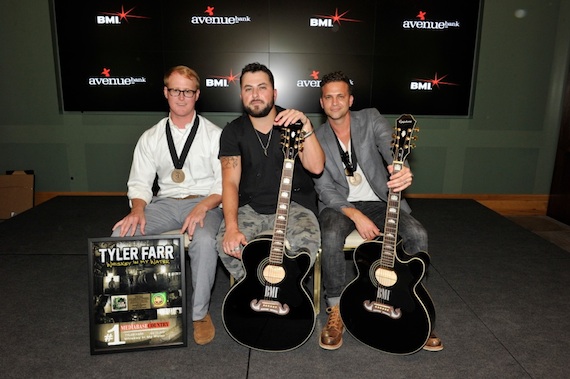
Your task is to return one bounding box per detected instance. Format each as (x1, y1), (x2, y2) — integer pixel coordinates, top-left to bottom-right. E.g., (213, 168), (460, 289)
(112, 65), (223, 346)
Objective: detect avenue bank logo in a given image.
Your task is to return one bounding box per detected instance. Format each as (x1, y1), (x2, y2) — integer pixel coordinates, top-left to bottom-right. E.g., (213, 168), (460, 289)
(190, 5), (252, 25)
(88, 68), (147, 87)
(205, 69), (240, 88)
(96, 5), (149, 25)
(402, 11), (460, 30)
(296, 70), (356, 88)
(309, 8), (363, 28)
(410, 73), (458, 91)
(297, 70), (321, 88)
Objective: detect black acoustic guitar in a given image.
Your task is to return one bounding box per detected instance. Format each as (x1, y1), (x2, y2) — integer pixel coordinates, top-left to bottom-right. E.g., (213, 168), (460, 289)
(339, 114), (435, 355)
(222, 122), (316, 352)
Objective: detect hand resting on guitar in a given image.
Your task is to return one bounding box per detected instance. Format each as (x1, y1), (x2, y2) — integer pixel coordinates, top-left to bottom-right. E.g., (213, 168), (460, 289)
(313, 71), (442, 353)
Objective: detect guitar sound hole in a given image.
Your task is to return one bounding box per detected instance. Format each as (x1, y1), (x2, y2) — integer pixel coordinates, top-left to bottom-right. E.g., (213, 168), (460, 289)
(263, 264), (286, 284)
(370, 261), (397, 287)
(375, 267), (397, 287)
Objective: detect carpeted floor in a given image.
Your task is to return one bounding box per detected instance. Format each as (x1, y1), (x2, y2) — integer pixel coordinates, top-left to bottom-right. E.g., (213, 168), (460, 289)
(0, 196), (569, 378)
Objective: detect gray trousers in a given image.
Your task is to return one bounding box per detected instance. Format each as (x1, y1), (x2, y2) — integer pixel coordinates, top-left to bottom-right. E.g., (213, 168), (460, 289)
(112, 197), (223, 321)
(216, 202), (320, 281)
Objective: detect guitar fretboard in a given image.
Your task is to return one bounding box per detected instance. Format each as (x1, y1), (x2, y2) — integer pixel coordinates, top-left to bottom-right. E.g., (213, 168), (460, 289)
(381, 161), (403, 269)
(269, 158), (295, 265)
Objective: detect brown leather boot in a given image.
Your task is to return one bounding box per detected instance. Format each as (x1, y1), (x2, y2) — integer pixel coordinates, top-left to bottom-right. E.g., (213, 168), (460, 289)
(423, 331), (444, 352)
(193, 313), (215, 345)
(319, 305), (344, 350)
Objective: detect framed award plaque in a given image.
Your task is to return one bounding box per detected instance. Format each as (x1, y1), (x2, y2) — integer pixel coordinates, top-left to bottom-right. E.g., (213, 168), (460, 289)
(88, 234), (186, 354)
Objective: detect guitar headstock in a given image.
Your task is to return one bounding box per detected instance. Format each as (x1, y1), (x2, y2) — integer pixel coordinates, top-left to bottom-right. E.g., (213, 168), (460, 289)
(280, 121), (304, 160)
(392, 114), (419, 162)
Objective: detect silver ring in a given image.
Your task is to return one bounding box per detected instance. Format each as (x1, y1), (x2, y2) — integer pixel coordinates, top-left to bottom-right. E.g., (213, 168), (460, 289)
(233, 247), (240, 251)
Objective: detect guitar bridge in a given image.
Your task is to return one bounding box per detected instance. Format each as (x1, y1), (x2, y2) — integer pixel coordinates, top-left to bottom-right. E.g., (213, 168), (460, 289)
(250, 299), (290, 315)
(363, 300), (401, 319)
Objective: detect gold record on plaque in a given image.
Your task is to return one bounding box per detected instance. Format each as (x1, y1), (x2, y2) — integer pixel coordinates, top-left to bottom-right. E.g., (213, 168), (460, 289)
(348, 172), (362, 186)
(171, 169), (185, 183)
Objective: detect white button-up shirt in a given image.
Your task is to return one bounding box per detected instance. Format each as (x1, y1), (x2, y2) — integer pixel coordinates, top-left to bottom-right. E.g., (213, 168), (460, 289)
(127, 114), (222, 205)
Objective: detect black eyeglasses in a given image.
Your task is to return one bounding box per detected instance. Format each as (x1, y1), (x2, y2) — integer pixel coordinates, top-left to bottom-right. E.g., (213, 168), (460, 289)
(167, 88), (197, 98)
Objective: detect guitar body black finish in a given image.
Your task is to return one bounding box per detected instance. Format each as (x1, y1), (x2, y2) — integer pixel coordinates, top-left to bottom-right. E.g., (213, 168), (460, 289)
(222, 237), (316, 352)
(339, 239), (435, 355)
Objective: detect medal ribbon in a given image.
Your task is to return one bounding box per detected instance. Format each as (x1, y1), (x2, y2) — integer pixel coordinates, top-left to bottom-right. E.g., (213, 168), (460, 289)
(166, 116), (200, 170)
(334, 133), (358, 176)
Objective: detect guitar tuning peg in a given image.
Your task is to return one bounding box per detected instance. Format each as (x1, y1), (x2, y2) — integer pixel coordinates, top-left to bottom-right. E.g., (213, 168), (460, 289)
(414, 127), (420, 132)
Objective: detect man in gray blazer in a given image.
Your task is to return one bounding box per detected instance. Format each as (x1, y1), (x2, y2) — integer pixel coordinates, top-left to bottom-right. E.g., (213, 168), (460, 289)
(313, 71), (442, 352)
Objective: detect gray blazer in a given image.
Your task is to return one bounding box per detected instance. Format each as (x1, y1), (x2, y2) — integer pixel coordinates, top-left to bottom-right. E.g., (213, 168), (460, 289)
(313, 108), (412, 214)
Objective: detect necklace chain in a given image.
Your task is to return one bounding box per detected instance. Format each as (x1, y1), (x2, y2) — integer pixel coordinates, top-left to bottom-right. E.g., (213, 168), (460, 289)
(254, 128), (273, 156)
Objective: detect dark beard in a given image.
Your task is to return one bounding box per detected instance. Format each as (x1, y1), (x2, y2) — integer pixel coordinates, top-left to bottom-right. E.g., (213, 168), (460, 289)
(244, 100), (273, 118)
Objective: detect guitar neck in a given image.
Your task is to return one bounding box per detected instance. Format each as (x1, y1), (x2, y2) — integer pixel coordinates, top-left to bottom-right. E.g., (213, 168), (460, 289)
(270, 158), (295, 265)
(381, 160), (403, 269)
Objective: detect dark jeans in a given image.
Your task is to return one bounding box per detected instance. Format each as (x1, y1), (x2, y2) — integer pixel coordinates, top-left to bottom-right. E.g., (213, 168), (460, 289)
(319, 201), (428, 305)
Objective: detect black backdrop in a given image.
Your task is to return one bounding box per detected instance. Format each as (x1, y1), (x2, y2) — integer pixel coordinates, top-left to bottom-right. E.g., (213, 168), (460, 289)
(52, 0), (482, 115)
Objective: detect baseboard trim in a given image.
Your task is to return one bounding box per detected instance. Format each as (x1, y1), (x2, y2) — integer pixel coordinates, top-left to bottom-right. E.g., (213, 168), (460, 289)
(406, 194), (548, 216)
(35, 192), (548, 216)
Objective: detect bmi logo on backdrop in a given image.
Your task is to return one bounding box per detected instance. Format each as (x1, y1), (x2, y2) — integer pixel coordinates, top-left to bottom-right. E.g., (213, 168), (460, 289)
(91, 5), (458, 91)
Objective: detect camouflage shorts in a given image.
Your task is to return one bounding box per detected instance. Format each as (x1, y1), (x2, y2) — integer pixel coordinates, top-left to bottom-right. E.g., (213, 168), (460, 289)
(217, 202), (320, 280)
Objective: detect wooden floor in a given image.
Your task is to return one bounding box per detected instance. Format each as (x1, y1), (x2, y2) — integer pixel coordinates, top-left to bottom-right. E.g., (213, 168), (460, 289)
(507, 215), (570, 253)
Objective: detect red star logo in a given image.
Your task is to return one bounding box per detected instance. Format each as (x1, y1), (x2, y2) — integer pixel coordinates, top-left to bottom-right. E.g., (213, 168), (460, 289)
(101, 68), (111, 77)
(315, 8), (362, 25)
(415, 73), (458, 89)
(211, 69), (240, 84)
(100, 5), (149, 22)
(205, 6), (215, 16)
(417, 11), (427, 21)
(310, 70), (319, 80)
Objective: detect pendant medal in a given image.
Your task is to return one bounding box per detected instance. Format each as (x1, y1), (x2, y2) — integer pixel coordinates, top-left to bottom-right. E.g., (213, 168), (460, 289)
(348, 172), (362, 186)
(171, 169), (185, 183)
